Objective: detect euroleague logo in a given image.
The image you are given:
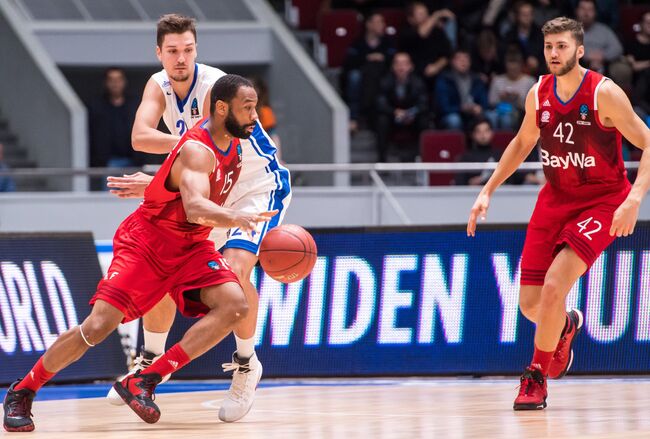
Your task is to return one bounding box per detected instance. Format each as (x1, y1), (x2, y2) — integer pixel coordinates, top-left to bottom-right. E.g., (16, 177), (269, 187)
(577, 103), (592, 126)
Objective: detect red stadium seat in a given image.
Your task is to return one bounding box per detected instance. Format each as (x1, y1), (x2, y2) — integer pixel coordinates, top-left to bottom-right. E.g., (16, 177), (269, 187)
(492, 130), (515, 151)
(318, 10), (362, 67)
(292, 0), (324, 30)
(378, 8), (406, 38)
(419, 130), (466, 185)
(619, 5), (650, 45)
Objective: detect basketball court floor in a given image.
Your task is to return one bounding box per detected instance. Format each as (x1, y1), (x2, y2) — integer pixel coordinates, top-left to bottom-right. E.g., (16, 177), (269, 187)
(3, 377), (650, 438)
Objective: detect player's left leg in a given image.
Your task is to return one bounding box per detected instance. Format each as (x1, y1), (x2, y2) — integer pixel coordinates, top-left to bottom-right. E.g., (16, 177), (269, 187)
(218, 247), (263, 422)
(514, 246), (587, 410)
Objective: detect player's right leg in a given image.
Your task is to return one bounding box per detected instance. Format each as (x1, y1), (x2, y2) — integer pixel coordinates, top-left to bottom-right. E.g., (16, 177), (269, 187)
(514, 247), (587, 411)
(3, 300), (124, 432)
(114, 281), (248, 424)
(106, 295), (176, 406)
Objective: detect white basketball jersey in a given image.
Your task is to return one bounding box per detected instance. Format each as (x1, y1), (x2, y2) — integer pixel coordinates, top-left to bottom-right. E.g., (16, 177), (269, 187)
(151, 63), (226, 136)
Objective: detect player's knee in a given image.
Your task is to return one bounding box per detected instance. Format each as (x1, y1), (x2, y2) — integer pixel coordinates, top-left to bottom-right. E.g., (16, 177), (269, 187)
(81, 315), (118, 344)
(540, 280), (564, 308)
(219, 292), (249, 324)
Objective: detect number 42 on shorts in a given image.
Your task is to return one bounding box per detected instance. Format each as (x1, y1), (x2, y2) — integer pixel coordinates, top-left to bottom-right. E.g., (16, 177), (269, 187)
(577, 217), (602, 240)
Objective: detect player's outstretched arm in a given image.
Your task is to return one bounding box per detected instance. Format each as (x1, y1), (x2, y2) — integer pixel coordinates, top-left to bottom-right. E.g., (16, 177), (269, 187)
(131, 79), (181, 154)
(467, 86), (541, 237)
(173, 143), (277, 232)
(106, 172), (154, 198)
(597, 81), (650, 237)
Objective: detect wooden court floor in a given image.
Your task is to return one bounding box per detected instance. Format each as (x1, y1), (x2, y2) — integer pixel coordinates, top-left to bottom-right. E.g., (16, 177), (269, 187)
(3, 378), (650, 439)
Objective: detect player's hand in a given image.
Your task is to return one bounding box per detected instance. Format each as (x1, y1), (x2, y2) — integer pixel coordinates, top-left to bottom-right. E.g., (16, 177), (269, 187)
(610, 198), (640, 237)
(234, 210), (279, 233)
(467, 192), (490, 237)
(107, 172), (153, 198)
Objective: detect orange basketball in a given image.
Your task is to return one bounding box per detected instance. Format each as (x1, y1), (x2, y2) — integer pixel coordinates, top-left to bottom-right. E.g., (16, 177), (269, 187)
(259, 224), (317, 283)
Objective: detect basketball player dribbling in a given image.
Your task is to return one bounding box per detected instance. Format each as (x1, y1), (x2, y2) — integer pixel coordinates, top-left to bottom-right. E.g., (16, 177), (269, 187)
(467, 17), (650, 410)
(104, 14), (291, 422)
(3, 75), (278, 432)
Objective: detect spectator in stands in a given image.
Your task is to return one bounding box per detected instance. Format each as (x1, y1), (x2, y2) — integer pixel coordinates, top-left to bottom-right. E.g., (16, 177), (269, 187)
(472, 28), (503, 85)
(568, 0), (618, 29)
(575, 0), (631, 88)
(455, 118), (500, 186)
(0, 142), (16, 192)
(455, 118), (541, 185)
(399, 2), (453, 85)
(533, 0), (562, 29)
(633, 69), (650, 127)
(625, 11), (650, 78)
(252, 77), (282, 156)
(502, 1), (545, 76)
(434, 48), (491, 130)
(375, 52), (428, 162)
(488, 51), (536, 129)
(343, 12), (396, 131)
(88, 68), (139, 172)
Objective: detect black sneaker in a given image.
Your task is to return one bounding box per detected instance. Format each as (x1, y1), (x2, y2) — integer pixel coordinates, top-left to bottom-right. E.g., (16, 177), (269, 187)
(112, 371), (162, 424)
(3, 380), (35, 432)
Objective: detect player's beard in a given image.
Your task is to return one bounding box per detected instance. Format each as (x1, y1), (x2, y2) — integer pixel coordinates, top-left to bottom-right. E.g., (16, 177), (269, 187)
(169, 72), (190, 82)
(548, 49), (578, 76)
(225, 110), (255, 139)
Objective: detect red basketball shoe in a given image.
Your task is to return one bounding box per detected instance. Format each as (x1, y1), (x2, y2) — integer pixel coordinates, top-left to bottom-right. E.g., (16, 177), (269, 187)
(112, 371), (162, 424)
(513, 366), (547, 410)
(548, 309), (584, 379)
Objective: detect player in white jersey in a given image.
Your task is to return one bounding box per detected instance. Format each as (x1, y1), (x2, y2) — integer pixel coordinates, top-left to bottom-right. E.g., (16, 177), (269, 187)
(105, 14), (291, 422)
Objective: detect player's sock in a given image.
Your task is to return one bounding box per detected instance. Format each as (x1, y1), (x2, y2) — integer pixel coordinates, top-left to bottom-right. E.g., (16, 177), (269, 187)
(143, 329), (169, 356)
(14, 357), (55, 392)
(531, 345), (554, 376)
(235, 334), (255, 360)
(140, 343), (190, 377)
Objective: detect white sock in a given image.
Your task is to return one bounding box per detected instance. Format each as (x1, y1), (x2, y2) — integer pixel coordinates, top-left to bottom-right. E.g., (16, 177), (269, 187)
(235, 335), (255, 360)
(143, 329), (168, 356)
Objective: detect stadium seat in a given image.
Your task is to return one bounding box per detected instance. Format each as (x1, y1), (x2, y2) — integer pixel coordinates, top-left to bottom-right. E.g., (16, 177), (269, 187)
(318, 10), (362, 67)
(492, 130), (516, 151)
(419, 130), (466, 185)
(292, 0), (323, 30)
(378, 8), (406, 38)
(619, 5), (650, 45)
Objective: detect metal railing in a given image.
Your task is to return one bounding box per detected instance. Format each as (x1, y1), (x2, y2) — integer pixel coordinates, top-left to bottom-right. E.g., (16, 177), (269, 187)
(0, 161), (642, 225)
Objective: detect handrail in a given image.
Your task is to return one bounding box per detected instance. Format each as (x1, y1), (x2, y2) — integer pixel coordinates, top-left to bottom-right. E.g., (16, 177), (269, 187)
(0, 161), (641, 177)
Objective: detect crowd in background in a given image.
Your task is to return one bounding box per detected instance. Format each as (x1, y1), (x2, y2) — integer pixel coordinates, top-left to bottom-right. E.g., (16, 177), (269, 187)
(333, 0), (650, 178)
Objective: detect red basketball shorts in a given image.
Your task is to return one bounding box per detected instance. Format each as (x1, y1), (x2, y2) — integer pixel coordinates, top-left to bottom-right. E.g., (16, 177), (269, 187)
(90, 211), (240, 322)
(520, 183), (631, 286)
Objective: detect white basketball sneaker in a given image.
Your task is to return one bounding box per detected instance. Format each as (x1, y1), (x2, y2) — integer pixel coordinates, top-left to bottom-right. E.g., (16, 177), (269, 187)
(218, 352), (262, 422)
(106, 348), (171, 406)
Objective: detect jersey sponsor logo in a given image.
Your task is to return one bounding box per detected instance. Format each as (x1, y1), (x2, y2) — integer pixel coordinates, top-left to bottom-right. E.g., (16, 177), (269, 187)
(191, 98), (200, 118)
(541, 110), (551, 123)
(236, 143), (243, 168)
(542, 99), (551, 107)
(540, 149), (596, 169)
(162, 80), (171, 87)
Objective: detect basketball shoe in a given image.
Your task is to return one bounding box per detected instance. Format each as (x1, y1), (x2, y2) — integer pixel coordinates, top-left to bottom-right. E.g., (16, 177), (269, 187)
(112, 371), (162, 424)
(219, 352), (262, 422)
(106, 347), (171, 405)
(548, 309), (584, 379)
(3, 381), (35, 432)
(513, 366), (547, 410)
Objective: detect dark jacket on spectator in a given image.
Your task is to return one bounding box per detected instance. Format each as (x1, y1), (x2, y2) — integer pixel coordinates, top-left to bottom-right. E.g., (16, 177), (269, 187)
(434, 70), (488, 115)
(376, 72), (429, 118)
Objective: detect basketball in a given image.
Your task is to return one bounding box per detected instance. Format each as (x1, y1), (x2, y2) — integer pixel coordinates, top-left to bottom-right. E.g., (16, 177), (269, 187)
(258, 224), (317, 283)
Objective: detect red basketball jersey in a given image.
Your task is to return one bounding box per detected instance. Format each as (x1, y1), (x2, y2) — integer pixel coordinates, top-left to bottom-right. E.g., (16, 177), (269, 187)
(535, 70), (627, 196)
(139, 117), (243, 242)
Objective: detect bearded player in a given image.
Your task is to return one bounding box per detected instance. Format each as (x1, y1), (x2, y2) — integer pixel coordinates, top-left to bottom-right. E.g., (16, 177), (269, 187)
(104, 14), (290, 422)
(467, 17), (650, 410)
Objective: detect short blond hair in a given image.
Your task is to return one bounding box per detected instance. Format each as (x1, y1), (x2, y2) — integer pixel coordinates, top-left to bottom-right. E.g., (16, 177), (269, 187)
(541, 17), (584, 45)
